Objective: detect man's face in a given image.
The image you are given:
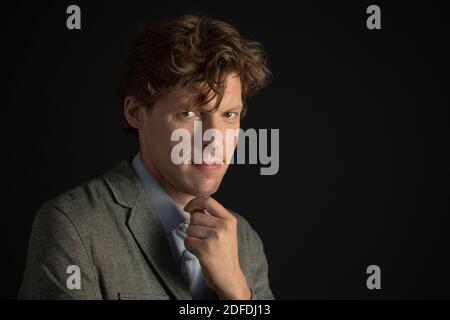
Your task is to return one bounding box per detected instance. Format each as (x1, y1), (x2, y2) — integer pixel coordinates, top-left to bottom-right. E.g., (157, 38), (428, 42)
(138, 73), (243, 197)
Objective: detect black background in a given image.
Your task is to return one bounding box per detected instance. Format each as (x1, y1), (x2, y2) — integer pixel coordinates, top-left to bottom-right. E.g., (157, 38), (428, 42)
(2, 1), (449, 299)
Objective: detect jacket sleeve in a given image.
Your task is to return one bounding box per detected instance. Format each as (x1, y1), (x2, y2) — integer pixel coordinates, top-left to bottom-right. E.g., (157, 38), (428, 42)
(18, 203), (102, 299)
(245, 221), (275, 300)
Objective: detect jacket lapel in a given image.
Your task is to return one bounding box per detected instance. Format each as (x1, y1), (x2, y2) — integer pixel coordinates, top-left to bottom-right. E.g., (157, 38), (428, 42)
(103, 157), (192, 300)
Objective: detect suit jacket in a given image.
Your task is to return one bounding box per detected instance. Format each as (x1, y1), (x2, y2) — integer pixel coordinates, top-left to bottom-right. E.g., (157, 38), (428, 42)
(19, 158), (274, 300)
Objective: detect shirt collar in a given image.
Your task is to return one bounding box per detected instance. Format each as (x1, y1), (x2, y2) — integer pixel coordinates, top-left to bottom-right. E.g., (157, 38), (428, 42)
(131, 153), (188, 234)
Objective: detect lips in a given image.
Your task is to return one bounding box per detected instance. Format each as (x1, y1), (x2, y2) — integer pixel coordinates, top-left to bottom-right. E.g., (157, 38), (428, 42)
(191, 157), (224, 165)
(193, 160), (224, 172)
(202, 159), (224, 165)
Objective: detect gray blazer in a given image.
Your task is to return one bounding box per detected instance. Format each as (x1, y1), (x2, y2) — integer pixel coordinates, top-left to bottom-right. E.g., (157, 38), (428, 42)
(19, 158), (274, 300)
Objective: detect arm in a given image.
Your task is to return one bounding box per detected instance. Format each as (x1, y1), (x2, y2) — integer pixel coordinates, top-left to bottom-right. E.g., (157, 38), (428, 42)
(183, 196), (274, 300)
(246, 222), (275, 300)
(19, 203), (102, 299)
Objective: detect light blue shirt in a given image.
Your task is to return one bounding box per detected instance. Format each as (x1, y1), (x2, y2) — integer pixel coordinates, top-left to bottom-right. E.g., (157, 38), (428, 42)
(131, 153), (216, 299)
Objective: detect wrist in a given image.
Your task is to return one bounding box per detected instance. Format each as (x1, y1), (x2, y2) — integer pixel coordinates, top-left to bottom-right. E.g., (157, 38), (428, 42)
(217, 272), (251, 300)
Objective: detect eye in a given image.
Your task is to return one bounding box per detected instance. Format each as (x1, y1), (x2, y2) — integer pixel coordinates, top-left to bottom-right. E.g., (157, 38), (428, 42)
(224, 111), (238, 119)
(179, 111), (197, 119)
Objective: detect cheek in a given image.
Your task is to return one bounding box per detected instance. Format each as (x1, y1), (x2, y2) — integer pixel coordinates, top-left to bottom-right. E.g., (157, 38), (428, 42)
(225, 126), (240, 150)
(142, 119), (174, 156)
(151, 117), (177, 143)
(167, 120), (195, 164)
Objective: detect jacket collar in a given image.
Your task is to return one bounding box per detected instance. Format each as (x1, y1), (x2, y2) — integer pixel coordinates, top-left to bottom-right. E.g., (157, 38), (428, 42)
(102, 157), (192, 300)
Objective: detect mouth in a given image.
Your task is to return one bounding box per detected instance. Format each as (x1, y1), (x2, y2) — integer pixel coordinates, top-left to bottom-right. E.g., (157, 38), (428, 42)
(192, 160), (224, 172)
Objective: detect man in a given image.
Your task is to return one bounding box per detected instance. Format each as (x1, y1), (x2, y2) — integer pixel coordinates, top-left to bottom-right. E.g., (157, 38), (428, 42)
(19, 15), (274, 300)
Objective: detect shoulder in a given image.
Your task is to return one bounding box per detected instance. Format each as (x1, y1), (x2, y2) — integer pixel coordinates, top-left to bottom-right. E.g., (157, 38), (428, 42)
(33, 171), (117, 242)
(41, 174), (110, 216)
(38, 158), (134, 221)
(228, 209), (265, 249)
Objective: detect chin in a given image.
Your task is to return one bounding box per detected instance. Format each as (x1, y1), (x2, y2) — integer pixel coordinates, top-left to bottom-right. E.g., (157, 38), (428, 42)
(182, 176), (222, 197)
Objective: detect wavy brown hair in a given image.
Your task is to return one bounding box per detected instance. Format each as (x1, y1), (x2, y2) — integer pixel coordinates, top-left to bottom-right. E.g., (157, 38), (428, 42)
(118, 14), (271, 136)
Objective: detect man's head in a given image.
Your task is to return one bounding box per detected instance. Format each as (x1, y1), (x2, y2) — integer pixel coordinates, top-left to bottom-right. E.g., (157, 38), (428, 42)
(119, 15), (270, 198)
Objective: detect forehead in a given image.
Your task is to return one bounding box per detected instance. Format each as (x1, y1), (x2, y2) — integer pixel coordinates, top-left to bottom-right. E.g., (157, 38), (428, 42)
(166, 73), (243, 112)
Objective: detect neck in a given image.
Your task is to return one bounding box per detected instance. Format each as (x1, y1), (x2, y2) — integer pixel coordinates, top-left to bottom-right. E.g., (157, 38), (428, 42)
(138, 152), (194, 209)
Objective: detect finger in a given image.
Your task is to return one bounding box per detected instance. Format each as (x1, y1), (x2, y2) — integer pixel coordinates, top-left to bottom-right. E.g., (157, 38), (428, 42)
(184, 196), (231, 220)
(184, 236), (204, 258)
(189, 211), (222, 228)
(186, 225), (214, 239)
(184, 196), (209, 213)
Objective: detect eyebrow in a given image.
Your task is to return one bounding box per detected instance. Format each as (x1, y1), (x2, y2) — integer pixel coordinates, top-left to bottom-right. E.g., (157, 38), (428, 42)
(182, 104), (244, 113)
(225, 105), (244, 112)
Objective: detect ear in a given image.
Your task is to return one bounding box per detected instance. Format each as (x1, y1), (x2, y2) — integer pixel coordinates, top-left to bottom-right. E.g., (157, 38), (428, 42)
(123, 96), (144, 130)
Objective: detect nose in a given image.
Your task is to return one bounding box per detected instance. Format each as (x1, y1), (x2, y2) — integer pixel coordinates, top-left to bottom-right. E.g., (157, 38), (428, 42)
(203, 133), (223, 149)
(201, 114), (224, 156)
(201, 113), (220, 131)
(203, 120), (223, 147)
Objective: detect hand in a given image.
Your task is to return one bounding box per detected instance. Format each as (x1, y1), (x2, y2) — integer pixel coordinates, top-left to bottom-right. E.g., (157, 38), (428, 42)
(183, 196), (251, 300)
